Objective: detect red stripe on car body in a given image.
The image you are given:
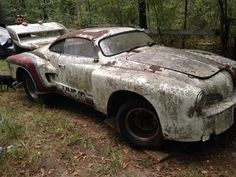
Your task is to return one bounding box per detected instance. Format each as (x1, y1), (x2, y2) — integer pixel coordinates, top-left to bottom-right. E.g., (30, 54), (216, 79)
(7, 55), (49, 92)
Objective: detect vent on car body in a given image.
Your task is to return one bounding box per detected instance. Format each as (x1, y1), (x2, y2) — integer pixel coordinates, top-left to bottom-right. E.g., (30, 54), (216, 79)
(206, 93), (223, 105)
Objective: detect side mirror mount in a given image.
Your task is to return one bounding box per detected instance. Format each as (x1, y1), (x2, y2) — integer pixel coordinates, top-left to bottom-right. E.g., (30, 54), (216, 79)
(94, 57), (99, 63)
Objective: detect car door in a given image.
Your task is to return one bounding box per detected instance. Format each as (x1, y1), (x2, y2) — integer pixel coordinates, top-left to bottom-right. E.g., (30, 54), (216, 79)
(46, 39), (65, 82)
(57, 37), (100, 102)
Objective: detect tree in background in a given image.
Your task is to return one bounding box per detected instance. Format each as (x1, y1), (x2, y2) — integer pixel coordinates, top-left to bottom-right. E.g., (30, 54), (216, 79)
(0, 2), (6, 25)
(0, 0), (235, 57)
(219, 0), (230, 55)
(138, 0), (147, 29)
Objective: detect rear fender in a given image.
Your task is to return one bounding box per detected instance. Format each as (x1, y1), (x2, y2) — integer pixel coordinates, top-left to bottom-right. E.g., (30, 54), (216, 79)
(7, 53), (56, 93)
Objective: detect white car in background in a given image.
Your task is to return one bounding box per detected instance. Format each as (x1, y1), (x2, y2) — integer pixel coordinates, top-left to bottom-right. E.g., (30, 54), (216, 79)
(6, 22), (68, 53)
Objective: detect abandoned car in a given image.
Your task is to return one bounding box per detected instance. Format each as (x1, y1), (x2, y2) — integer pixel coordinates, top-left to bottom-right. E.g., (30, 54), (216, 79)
(6, 22), (68, 53)
(7, 27), (236, 148)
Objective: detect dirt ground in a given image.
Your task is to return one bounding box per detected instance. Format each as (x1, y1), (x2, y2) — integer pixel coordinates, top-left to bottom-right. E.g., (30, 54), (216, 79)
(0, 87), (236, 177)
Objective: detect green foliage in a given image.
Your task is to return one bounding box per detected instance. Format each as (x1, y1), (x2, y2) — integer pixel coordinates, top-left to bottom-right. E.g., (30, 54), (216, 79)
(0, 111), (25, 146)
(0, 0), (235, 30)
(0, 59), (8, 74)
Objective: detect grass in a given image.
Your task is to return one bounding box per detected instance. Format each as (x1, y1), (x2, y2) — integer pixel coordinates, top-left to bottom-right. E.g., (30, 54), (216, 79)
(0, 111), (25, 145)
(0, 58), (8, 74)
(140, 157), (154, 168)
(181, 166), (207, 177)
(89, 146), (124, 176)
(65, 134), (95, 150)
(0, 88), (81, 176)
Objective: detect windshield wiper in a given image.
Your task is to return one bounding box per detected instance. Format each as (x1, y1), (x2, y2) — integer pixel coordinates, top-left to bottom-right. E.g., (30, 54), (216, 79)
(147, 41), (156, 47)
(126, 42), (155, 53)
(126, 46), (140, 53)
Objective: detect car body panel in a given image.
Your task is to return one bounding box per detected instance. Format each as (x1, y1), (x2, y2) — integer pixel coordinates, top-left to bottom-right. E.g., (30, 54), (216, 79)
(7, 27), (236, 143)
(7, 22), (68, 51)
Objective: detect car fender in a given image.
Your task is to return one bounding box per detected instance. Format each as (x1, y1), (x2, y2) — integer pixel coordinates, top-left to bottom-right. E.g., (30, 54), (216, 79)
(91, 67), (201, 138)
(7, 52), (57, 93)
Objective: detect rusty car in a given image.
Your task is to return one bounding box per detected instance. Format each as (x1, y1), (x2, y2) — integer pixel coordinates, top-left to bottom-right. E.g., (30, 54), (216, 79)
(7, 27), (236, 148)
(6, 22), (68, 53)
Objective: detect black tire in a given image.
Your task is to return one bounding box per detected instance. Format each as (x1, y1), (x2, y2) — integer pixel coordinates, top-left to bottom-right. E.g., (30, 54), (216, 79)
(117, 100), (163, 149)
(23, 73), (40, 102)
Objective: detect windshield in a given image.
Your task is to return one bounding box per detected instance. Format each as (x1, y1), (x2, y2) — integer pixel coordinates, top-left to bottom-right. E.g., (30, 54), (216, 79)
(99, 31), (155, 56)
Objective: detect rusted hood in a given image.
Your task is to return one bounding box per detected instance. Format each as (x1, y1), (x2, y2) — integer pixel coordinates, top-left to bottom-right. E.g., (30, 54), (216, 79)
(126, 46), (225, 78)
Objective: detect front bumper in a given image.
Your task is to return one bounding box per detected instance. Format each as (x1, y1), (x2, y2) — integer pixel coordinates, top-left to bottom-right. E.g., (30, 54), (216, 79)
(167, 93), (236, 142)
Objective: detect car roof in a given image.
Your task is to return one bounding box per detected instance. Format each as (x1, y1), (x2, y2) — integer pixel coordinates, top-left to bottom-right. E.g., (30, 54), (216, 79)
(54, 27), (142, 42)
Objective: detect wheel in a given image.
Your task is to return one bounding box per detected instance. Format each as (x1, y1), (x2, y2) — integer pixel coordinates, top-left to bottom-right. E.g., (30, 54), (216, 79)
(117, 100), (163, 149)
(23, 73), (40, 102)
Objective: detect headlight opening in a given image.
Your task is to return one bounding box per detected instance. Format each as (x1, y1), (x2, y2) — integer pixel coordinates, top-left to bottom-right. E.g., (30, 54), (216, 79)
(195, 91), (206, 113)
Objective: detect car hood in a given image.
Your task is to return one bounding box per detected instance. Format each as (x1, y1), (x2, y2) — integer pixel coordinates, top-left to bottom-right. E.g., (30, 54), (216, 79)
(125, 46), (230, 78)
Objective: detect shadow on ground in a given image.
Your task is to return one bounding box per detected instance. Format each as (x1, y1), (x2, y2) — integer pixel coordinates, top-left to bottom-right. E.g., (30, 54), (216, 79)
(43, 93), (236, 159)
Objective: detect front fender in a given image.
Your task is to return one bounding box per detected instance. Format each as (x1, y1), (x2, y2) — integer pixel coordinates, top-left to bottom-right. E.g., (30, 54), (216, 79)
(91, 67), (201, 138)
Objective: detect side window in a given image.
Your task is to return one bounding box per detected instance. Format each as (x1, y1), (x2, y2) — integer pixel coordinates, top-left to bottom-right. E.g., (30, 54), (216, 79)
(64, 38), (97, 58)
(49, 40), (65, 53)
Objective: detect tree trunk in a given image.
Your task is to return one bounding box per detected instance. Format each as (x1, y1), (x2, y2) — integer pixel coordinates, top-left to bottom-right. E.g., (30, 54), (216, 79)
(138, 0), (147, 29)
(0, 2), (6, 26)
(219, 0), (229, 56)
(42, 0), (48, 21)
(87, 0), (92, 24)
(234, 37), (236, 60)
(182, 0), (188, 49)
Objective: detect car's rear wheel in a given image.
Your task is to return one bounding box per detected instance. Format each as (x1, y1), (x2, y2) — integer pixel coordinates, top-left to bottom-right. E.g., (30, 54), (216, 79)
(23, 73), (40, 102)
(117, 100), (163, 149)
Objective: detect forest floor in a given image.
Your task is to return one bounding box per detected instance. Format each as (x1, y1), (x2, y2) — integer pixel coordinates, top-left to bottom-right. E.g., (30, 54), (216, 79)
(1, 59), (236, 177)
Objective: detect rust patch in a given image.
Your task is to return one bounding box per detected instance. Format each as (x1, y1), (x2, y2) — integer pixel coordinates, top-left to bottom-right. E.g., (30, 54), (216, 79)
(29, 51), (46, 59)
(187, 107), (195, 117)
(218, 64), (236, 80)
(149, 65), (162, 72)
(78, 29), (109, 38)
(102, 61), (117, 66)
(54, 29), (109, 43)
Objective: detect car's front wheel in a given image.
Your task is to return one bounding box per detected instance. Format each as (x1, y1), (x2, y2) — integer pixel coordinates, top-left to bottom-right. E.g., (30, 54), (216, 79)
(117, 100), (163, 149)
(23, 73), (40, 102)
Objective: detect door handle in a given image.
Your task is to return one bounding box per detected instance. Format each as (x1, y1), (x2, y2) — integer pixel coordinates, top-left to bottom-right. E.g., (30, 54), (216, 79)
(58, 64), (66, 68)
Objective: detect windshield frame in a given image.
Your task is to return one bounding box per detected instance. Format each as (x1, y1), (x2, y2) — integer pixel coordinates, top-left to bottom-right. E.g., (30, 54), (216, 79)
(98, 30), (154, 57)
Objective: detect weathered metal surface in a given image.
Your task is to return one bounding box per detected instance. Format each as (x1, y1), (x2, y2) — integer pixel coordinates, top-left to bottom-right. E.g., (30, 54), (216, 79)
(7, 27), (236, 143)
(54, 27), (139, 43)
(7, 22), (67, 35)
(6, 22), (68, 50)
(126, 46), (222, 78)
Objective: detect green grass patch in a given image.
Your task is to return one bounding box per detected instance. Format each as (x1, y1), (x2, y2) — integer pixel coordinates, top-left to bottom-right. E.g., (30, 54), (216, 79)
(0, 59), (9, 74)
(89, 146), (124, 176)
(0, 111), (25, 146)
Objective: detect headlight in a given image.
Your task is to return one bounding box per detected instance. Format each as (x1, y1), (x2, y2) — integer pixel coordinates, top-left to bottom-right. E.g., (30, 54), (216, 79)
(195, 91), (206, 113)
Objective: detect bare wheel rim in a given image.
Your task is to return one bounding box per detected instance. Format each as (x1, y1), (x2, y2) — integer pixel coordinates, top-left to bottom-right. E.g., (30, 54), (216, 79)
(125, 108), (160, 141)
(25, 75), (38, 100)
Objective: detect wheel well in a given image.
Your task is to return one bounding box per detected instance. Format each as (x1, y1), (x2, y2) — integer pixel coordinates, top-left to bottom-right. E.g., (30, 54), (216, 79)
(107, 91), (157, 118)
(16, 67), (28, 82)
